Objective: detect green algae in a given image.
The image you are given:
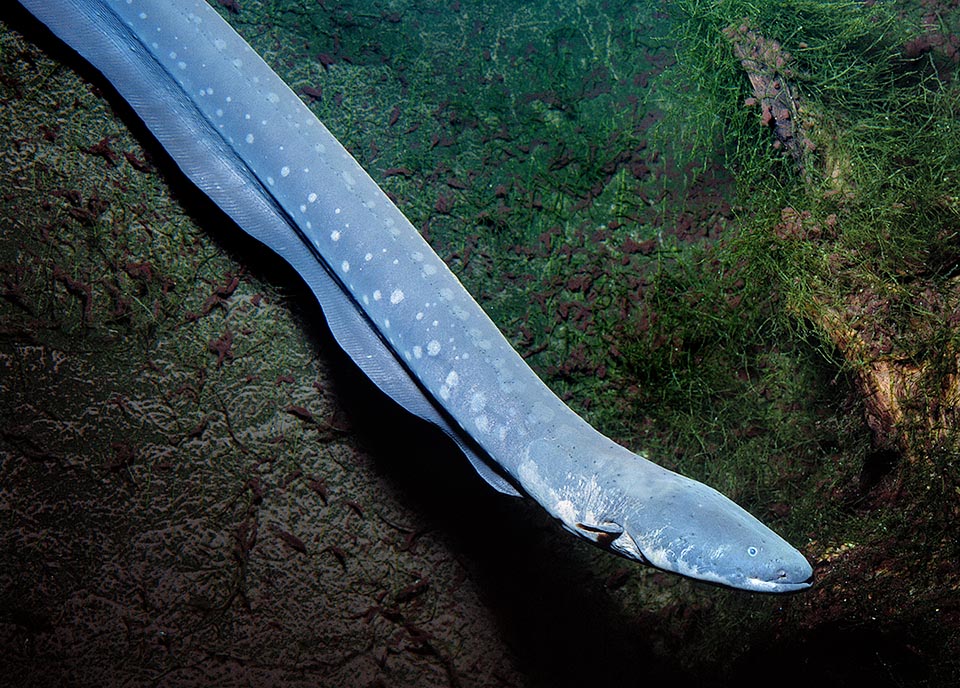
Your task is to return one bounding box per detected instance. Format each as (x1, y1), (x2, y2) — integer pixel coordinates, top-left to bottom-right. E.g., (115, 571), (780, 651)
(640, 0), (960, 677)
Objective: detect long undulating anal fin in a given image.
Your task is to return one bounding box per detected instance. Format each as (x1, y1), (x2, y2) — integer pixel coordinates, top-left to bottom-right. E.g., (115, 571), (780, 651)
(18, 0), (521, 496)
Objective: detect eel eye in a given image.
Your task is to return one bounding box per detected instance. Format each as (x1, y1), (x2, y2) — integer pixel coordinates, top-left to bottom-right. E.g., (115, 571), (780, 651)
(747, 546), (759, 557)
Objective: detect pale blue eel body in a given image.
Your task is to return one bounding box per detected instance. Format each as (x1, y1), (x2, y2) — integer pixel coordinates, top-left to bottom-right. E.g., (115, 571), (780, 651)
(19, 0), (813, 592)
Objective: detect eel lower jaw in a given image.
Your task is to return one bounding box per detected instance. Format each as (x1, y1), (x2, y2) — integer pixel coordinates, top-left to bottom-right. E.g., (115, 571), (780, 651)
(745, 575), (814, 593)
(749, 564), (815, 593)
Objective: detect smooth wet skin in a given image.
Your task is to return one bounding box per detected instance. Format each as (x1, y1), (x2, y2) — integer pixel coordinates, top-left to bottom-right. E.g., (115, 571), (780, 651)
(18, 0), (813, 592)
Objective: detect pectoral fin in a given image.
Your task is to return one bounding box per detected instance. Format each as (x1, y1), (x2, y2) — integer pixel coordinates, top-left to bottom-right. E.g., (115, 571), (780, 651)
(574, 521), (624, 547)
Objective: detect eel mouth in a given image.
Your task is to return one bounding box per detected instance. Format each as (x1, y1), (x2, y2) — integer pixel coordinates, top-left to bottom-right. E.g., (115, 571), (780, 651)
(747, 577), (814, 593)
(745, 566), (815, 593)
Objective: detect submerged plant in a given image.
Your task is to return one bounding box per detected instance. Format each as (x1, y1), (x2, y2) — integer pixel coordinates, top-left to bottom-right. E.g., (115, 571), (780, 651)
(648, 0), (960, 464)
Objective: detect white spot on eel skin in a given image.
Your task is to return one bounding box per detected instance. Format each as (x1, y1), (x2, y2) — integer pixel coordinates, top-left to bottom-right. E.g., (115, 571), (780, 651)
(469, 392), (486, 413)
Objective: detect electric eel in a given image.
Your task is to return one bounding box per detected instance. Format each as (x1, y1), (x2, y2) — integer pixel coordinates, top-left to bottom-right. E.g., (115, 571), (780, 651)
(18, 0), (813, 592)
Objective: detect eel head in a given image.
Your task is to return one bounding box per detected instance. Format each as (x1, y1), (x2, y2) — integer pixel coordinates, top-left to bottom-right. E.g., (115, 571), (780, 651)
(520, 438), (814, 593)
